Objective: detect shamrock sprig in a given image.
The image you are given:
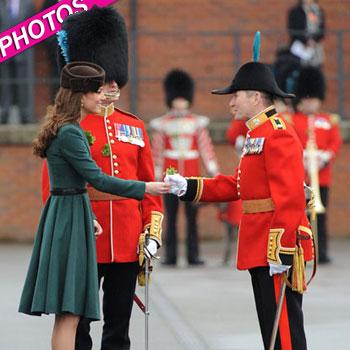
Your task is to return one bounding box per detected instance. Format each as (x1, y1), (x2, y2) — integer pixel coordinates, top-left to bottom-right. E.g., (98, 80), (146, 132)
(101, 143), (111, 157)
(84, 131), (96, 146)
(165, 166), (177, 175)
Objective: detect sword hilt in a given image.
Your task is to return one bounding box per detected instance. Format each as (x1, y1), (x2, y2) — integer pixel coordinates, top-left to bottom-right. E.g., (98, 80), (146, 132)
(145, 231), (150, 246)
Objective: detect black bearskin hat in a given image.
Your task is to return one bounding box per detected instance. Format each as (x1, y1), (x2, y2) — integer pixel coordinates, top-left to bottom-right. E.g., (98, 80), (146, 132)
(164, 69), (194, 108)
(295, 66), (326, 101)
(58, 6), (128, 88)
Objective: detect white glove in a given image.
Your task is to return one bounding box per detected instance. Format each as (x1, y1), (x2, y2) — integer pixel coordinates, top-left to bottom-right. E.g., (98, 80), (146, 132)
(164, 173), (188, 196)
(269, 263), (291, 276)
(144, 238), (158, 259)
(304, 183), (315, 210)
(93, 220), (103, 237)
(304, 183), (313, 200)
(317, 150), (332, 169)
(304, 150), (333, 171)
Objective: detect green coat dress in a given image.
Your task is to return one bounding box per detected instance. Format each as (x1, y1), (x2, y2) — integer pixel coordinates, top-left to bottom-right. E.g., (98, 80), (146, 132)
(18, 124), (145, 320)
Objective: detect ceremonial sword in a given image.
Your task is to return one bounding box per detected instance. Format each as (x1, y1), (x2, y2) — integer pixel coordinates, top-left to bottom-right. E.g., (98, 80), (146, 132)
(132, 233), (152, 350)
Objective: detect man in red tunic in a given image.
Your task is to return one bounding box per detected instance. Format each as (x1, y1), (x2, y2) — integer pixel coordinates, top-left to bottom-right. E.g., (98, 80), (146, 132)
(218, 115), (247, 264)
(166, 62), (314, 350)
(292, 66), (342, 264)
(42, 7), (163, 350)
(150, 69), (219, 266)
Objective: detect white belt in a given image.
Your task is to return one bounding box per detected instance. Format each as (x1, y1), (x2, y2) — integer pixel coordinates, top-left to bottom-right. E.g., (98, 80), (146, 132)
(164, 149), (199, 160)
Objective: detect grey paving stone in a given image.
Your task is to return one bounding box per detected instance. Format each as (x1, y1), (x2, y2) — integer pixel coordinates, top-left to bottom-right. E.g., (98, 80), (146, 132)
(0, 238), (349, 349)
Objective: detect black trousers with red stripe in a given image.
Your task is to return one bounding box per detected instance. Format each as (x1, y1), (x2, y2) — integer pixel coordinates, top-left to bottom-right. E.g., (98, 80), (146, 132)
(249, 267), (307, 350)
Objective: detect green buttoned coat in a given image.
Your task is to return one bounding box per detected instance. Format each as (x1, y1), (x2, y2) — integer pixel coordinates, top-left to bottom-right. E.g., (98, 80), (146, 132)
(19, 124), (145, 320)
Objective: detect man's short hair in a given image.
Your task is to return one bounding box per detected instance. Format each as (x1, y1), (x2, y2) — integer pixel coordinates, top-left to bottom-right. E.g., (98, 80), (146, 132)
(245, 90), (274, 106)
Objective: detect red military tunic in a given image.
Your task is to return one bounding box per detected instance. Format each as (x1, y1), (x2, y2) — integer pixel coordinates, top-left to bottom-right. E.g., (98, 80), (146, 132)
(42, 104), (162, 263)
(291, 111), (342, 186)
(182, 106), (313, 270)
(150, 111), (219, 179)
(220, 118), (249, 226)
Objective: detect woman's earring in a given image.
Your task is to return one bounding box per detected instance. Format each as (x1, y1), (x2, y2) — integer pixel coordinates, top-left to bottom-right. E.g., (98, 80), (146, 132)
(81, 101), (84, 108)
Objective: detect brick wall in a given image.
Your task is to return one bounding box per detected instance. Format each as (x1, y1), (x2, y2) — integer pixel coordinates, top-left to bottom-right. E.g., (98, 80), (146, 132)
(30, 0), (350, 122)
(0, 146), (43, 241)
(0, 142), (349, 242)
(117, 0), (350, 120)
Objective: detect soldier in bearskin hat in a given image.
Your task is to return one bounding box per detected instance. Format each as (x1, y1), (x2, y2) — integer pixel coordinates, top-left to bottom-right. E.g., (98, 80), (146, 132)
(166, 51), (315, 348)
(19, 61), (168, 350)
(150, 69), (219, 266)
(41, 6), (164, 350)
(292, 66), (342, 264)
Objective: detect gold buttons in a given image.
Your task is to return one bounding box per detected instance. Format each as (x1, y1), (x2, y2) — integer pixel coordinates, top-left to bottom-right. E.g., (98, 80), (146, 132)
(112, 155), (117, 159)
(108, 126), (112, 130)
(114, 170), (119, 175)
(106, 119), (110, 123)
(114, 162), (119, 167)
(110, 140), (115, 144)
(109, 133), (113, 137)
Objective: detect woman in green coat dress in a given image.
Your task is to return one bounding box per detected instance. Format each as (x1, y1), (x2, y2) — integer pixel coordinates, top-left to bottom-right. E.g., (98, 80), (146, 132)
(18, 62), (170, 350)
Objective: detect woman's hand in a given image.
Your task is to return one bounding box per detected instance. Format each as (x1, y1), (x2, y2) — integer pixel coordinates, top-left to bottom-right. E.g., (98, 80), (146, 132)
(93, 219), (103, 238)
(145, 182), (171, 195)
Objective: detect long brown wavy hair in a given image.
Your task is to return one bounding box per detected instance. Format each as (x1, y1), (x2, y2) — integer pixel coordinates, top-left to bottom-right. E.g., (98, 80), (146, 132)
(33, 88), (84, 158)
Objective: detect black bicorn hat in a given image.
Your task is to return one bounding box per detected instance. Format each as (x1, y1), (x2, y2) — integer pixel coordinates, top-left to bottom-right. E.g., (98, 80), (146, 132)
(60, 62), (105, 93)
(57, 6), (128, 88)
(164, 69), (195, 108)
(212, 62), (295, 99)
(295, 66), (326, 101)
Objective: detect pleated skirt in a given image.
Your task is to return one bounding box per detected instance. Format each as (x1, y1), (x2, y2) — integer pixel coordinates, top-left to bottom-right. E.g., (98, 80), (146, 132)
(18, 193), (100, 320)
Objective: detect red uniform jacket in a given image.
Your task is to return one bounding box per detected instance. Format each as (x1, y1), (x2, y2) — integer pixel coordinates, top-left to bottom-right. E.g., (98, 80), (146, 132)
(42, 105), (162, 263)
(150, 111), (219, 179)
(182, 106), (313, 270)
(218, 119), (249, 226)
(292, 111), (342, 186)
